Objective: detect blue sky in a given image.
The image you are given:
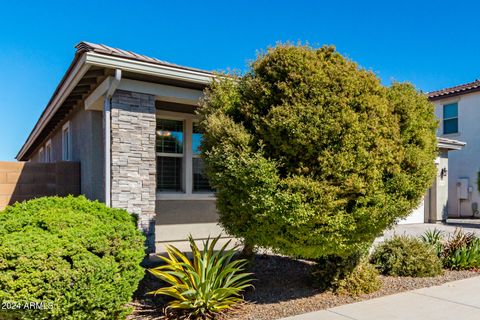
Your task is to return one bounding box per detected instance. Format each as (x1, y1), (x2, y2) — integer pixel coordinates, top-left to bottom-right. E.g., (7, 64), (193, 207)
(0, 0), (479, 160)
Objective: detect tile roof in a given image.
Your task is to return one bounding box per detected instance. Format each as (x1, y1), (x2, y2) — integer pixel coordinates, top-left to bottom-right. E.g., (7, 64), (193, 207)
(76, 41), (214, 75)
(427, 79), (480, 100)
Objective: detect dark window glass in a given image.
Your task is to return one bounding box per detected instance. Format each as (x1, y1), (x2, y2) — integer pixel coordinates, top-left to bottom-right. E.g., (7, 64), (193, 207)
(443, 119), (458, 135)
(156, 119), (184, 154)
(443, 103), (458, 134)
(443, 103), (458, 119)
(157, 156), (183, 191)
(193, 158), (213, 192)
(192, 123), (203, 155)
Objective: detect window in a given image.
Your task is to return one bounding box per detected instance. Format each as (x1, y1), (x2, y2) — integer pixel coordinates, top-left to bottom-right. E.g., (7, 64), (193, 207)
(156, 113), (213, 197)
(62, 122), (71, 161)
(192, 123), (212, 192)
(38, 147), (44, 163)
(443, 103), (458, 134)
(45, 139), (52, 163)
(156, 119), (184, 191)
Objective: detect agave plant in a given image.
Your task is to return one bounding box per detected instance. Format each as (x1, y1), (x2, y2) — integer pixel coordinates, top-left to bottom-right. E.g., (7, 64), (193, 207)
(148, 235), (253, 319)
(421, 228), (444, 257)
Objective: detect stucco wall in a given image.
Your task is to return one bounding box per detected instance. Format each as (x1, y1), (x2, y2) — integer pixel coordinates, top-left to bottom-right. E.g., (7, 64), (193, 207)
(27, 106), (104, 202)
(434, 93), (480, 217)
(155, 200), (224, 250)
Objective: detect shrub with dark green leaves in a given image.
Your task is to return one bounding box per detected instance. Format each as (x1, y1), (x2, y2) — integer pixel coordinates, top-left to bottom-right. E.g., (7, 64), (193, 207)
(442, 229), (480, 270)
(0, 196), (146, 320)
(199, 43), (437, 260)
(371, 236), (442, 277)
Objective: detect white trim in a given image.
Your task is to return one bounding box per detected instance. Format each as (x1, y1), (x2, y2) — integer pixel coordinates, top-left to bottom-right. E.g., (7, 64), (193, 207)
(84, 76), (111, 111)
(156, 111), (215, 199)
(38, 147), (44, 163)
(118, 78), (203, 106)
(156, 193), (216, 201)
(85, 52), (213, 85)
(16, 54), (90, 160)
(45, 139), (52, 162)
(62, 121), (71, 161)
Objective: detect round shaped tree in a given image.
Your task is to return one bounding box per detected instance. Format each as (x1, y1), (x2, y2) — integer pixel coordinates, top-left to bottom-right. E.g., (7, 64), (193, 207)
(198, 44), (437, 259)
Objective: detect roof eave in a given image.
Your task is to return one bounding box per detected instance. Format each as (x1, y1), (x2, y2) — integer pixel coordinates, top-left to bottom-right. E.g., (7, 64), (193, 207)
(437, 138), (466, 151)
(17, 51), (216, 161)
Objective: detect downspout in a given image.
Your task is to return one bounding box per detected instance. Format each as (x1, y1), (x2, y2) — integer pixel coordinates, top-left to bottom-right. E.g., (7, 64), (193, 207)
(104, 69), (122, 207)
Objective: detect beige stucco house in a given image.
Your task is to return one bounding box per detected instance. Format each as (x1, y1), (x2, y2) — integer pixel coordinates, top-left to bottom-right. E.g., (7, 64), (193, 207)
(17, 42), (465, 253)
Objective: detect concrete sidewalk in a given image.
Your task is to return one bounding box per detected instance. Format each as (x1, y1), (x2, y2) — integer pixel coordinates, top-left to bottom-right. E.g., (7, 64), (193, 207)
(281, 275), (480, 320)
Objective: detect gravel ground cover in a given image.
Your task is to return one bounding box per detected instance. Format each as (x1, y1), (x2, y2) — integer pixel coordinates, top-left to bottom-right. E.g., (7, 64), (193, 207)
(128, 253), (479, 320)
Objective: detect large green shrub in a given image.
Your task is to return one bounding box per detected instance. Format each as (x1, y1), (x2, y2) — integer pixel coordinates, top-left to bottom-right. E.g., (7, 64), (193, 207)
(371, 236), (442, 277)
(0, 196), (145, 320)
(199, 44), (437, 259)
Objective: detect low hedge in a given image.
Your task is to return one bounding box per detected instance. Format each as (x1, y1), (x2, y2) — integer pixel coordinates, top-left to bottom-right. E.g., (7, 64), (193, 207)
(371, 235), (442, 277)
(0, 196), (146, 320)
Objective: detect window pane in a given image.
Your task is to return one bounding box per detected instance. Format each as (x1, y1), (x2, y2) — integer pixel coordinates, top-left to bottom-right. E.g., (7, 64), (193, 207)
(443, 103), (458, 119)
(157, 157), (183, 191)
(192, 123), (203, 155)
(443, 118), (458, 134)
(156, 119), (183, 154)
(193, 158), (213, 192)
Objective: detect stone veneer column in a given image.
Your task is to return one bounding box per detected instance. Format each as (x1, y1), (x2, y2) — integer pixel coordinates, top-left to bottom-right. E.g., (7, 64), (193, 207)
(111, 90), (156, 253)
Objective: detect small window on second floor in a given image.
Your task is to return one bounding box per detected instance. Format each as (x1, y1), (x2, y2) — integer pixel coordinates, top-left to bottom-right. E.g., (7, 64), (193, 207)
(45, 140), (52, 163)
(443, 103), (458, 134)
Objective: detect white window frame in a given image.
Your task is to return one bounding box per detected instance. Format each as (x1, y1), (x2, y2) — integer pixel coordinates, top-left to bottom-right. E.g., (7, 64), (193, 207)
(38, 147), (44, 163)
(443, 102), (459, 135)
(156, 110), (215, 200)
(45, 139), (52, 163)
(62, 121), (72, 161)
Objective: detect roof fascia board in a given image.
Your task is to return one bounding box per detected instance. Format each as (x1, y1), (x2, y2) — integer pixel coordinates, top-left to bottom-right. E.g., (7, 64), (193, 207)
(17, 53), (90, 160)
(85, 52), (214, 85)
(118, 78), (203, 105)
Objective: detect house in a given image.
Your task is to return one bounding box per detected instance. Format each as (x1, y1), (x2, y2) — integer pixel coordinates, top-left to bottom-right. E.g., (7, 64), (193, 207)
(428, 81), (480, 218)
(16, 42), (464, 253)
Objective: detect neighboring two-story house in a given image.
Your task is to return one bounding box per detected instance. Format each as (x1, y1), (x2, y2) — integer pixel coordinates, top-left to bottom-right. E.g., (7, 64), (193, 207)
(429, 81), (480, 218)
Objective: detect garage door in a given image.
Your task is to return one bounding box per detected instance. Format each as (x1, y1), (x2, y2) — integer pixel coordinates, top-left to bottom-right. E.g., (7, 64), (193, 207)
(398, 199), (425, 224)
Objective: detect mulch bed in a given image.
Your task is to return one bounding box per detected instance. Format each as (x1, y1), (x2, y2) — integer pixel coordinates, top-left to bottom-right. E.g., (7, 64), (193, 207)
(128, 253), (479, 320)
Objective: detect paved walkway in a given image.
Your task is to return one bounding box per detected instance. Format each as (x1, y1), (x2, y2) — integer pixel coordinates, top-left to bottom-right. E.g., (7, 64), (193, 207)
(281, 276), (480, 320)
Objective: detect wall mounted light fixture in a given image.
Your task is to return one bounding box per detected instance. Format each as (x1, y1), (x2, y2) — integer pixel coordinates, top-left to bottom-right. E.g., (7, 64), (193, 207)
(440, 168), (447, 179)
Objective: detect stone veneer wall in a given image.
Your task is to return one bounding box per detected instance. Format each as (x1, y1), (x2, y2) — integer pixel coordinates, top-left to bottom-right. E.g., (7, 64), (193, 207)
(111, 90), (156, 252)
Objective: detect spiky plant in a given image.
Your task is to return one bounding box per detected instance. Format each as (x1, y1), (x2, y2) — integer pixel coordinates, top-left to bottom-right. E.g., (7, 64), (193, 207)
(421, 228), (444, 256)
(148, 235), (253, 319)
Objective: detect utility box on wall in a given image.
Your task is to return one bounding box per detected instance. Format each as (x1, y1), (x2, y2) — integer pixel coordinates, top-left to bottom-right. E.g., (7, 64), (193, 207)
(457, 178), (469, 200)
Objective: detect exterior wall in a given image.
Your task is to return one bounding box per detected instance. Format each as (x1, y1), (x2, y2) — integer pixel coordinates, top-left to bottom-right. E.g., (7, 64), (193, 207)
(28, 106), (104, 202)
(111, 90), (157, 252)
(435, 150), (449, 220)
(155, 200), (225, 251)
(0, 161), (80, 210)
(434, 93), (480, 217)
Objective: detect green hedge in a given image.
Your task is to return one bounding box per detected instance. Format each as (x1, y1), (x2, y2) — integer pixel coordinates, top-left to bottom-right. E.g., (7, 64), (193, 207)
(0, 196), (146, 320)
(371, 235), (442, 277)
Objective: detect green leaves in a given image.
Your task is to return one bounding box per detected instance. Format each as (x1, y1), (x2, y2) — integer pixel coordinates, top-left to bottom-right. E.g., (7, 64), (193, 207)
(199, 43), (438, 260)
(371, 235), (443, 277)
(148, 235), (252, 318)
(0, 196), (145, 320)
